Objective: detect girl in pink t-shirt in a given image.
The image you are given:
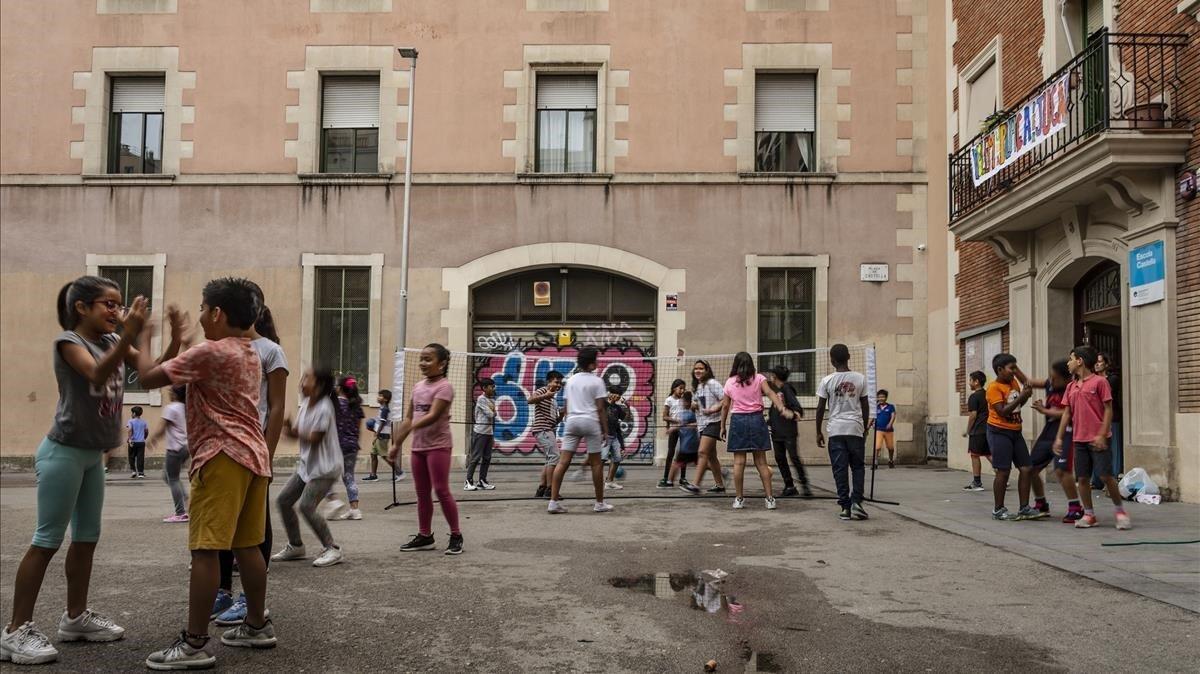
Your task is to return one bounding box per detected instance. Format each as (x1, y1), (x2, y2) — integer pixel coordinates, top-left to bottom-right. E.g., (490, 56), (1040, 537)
(721, 352), (793, 510)
(392, 344), (462, 555)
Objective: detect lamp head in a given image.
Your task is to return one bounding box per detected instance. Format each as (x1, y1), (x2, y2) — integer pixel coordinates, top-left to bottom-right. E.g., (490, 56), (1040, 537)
(398, 48), (419, 59)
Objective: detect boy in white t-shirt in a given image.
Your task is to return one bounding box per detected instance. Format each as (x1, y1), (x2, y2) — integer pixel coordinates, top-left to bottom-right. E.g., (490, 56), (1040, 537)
(815, 344), (870, 522)
(548, 348), (612, 514)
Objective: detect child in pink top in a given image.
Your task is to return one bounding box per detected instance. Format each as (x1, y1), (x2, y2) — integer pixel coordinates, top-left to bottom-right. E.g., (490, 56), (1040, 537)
(391, 344), (463, 555)
(720, 352), (793, 510)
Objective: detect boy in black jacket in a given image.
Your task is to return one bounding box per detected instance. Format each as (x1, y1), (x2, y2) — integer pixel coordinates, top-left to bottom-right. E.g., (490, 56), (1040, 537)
(767, 366), (811, 497)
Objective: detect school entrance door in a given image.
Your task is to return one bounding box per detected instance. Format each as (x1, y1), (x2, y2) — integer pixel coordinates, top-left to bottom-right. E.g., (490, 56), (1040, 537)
(1074, 260), (1121, 367)
(469, 267), (658, 464)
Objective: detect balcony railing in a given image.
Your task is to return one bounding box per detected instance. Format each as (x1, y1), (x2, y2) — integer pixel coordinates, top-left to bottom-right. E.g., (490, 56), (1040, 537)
(949, 31), (1189, 223)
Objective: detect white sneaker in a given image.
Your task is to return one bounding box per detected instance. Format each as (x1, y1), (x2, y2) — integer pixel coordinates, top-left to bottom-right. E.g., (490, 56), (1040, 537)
(477, 480), (496, 491)
(220, 619), (277, 649)
(393, 472), (406, 482)
(463, 480), (478, 492)
(547, 500), (568, 514)
(1, 622), (58, 665)
(270, 543), (307, 562)
(313, 546), (344, 568)
(324, 499), (348, 521)
(145, 632), (215, 670)
(57, 608), (125, 642)
(765, 497), (778, 510)
(732, 497), (746, 510)
(346, 509), (363, 521)
(604, 481), (624, 490)
(593, 501), (615, 513)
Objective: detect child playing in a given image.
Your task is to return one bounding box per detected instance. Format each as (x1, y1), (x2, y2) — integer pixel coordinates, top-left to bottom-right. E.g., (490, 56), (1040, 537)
(688, 360), (728, 494)
(816, 344), (870, 521)
(272, 367), (345, 568)
(151, 386), (190, 522)
(986, 353), (1036, 521)
(602, 386), (628, 491)
(530, 371), (565, 499)
(1054, 345), (1130, 530)
(722, 352), (792, 510)
(1028, 359), (1082, 522)
(671, 391), (701, 491)
(2, 277), (165, 665)
(327, 377), (364, 521)
(137, 277), (276, 669)
(658, 379), (687, 488)
(766, 365), (811, 498)
(126, 406), (149, 478)
(464, 378), (497, 491)
(548, 348), (612, 514)
(392, 344), (463, 554)
(871, 390), (897, 468)
(364, 390), (402, 482)
(962, 371), (990, 491)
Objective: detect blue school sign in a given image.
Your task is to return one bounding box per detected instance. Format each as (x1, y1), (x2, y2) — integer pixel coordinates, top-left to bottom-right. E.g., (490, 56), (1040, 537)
(1129, 241), (1165, 307)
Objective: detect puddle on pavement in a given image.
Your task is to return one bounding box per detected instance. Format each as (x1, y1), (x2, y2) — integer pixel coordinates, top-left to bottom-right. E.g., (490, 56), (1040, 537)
(608, 570), (745, 622)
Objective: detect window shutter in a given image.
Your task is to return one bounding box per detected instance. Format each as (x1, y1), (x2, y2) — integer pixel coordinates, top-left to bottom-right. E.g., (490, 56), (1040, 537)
(754, 73), (816, 133)
(111, 77), (165, 113)
(322, 76), (380, 129)
(536, 74), (597, 110)
(966, 61), (999, 133)
(1084, 0), (1104, 38)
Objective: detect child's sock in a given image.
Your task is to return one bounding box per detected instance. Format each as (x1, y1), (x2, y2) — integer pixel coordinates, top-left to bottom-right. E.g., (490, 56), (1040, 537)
(1068, 499), (1081, 509)
(1035, 497), (1047, 507)
(1114, 505), (1126, 514)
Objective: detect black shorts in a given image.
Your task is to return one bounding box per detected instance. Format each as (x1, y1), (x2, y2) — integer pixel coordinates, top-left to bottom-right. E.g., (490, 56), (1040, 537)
(967, 434), (989, 456)
(1030, 422), (1059, 468)
(700, 422), (722, 440)
(1073, 441), (1113, 479)
(985, 426), (1030, 471)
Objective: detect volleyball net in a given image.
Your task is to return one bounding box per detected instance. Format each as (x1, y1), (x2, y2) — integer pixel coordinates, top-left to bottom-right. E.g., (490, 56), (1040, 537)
(390, 343), (876, 464)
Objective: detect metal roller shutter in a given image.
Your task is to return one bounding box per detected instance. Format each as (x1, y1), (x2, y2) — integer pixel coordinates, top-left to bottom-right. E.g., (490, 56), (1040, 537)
(755, 73), (816, 132)
(322, 76), (380, 129)
(536, 74), (597, 109)
(111, 77), (165, 113)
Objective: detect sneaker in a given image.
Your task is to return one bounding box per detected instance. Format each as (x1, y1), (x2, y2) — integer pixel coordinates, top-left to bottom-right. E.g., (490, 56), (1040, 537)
(547, 500), (568, 514)
(604, 481), (624, 490)
(393, 472), (406, 482)
(362, 474), (379, 482)
(1, 622), (58, 665)
(593, 502), (614, 513)
(657, 479), (673, 489)
(706, 485), (726, 494)
(1015, 506), (1041, 521)
(215, 594), (247, 626)
(780, 486), (800, 497)
(1062, 509), (1084, 523)
(324, 499), (349, 521)
(801, 486), (814, 498)
(992, 506), (1020, 521)
(210, 589), (235, 619)
(137, 473), (147, 479)
(851, 503), (869, 520)
(888, 461), (894, 469)
(57, 608), (124, 642)
(313, 546), (344, 567)
(535, 485), (547, 499)
(838, 508), (851, 520)
(1037, 500), (1051, 514)
(1115, 512), (1132, 530)
(964, 481), (985, 491)
(163, 513), (190, 523)
(220, 619), (277, 649)
(145, 632), (215, 671)
(131, 472), (138, 479)
(765, 497), (778, 510)
(477, 480), (496, 491)
(400, 533), (436, 551)
(463, 480), (478, 492)
(270, 543), (307, 562)
(345, 509), (363, 521)
(678, 481), (701, 495)
(1075, 513), (1099, 528)
(104, 466), (109, 474)
(732, 497), (745, 510)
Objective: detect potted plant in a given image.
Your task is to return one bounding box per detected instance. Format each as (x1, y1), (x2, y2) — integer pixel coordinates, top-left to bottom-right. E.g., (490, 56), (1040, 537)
(1123, 101), (1168, 128)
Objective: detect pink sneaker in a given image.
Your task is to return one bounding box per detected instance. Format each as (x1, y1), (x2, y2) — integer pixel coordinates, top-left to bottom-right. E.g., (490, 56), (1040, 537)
(1074, 513), (1098, 528)
(163, 513), (189, 523)
(1115, 512), (1132, 530)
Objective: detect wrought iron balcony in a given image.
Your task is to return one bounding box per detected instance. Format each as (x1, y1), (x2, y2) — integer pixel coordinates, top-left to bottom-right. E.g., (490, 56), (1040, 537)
(949, 31), (1190, 223)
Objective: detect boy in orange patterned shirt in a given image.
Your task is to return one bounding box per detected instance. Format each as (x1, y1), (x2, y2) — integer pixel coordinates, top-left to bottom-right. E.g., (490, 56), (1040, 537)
(135, 278), (276, 670)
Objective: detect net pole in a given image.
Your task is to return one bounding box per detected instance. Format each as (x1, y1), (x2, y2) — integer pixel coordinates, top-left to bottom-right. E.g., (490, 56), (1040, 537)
(866, 346), (878, 501)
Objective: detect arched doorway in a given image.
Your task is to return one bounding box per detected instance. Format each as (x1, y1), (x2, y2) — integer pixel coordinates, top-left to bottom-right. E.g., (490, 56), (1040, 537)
(1075, 259), (1121, 365)
(469, 267), (658, 463)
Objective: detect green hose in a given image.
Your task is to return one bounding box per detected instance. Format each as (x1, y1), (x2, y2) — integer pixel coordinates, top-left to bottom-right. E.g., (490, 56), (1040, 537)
(1100, 539), (1200, 547)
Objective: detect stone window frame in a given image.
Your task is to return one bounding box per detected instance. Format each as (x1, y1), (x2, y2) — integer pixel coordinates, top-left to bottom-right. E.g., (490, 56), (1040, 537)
(309, 0), (392, 11)
(503, 45), (629, 176)
(745, 0), (829, 10)
(300, 253), (385, 398)
(526, 0), (608, 10)
(71, 47), (195, 177)
(286, 47), (409, 177)
(744, 254), (829, 355)
(97, 0), (176, 13)
(957, 36), (1003, 145)
(725, 44), (850, 175)
(85, 253), (167, 406)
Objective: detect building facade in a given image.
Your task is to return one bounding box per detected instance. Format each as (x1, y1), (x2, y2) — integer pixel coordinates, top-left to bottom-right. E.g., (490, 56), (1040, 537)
(935, 0), (1198, 501)
(0, 0), (945, 467)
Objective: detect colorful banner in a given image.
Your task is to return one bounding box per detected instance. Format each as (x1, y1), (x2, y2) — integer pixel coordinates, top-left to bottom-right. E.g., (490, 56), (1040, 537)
(970, 74), (1070, 186)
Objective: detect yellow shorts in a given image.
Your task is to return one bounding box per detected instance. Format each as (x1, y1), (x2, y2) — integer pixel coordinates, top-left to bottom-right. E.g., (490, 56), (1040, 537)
(371, 435), (390, 457)
(189, 452), (269, 551)
(875, 430), (895, 450)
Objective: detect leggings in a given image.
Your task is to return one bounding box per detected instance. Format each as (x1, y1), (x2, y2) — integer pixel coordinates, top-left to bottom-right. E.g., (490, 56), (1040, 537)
(341, 450), (360, 503)
(663, 429), (679, 481)
(32, 438), (106, 549)
(412, 448), (460, 537)
(163, 449), (189, 515)
(127, 442), (146, 474)
(219, 497), (272, 591)
(277, 473), (337, 550)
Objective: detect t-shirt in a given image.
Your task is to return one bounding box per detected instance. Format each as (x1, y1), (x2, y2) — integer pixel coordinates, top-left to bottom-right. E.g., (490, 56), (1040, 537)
(411, 376), (454, 451)
(251, 338), (288, 432)
(474, 394), (496, 436)
(724, 374), (766, 414)
(1066, 374), (1112, 444)
(664, 395), (685, 429)
(530, 386), (560, 433)
(605, 399), (627, 442)
(816, 370), (867, 437)
(374, 405), (392, 438)
(875, 403), (896, 432)
(677, 409), (700, 455)
(127, 417), (148, 443)
(967, 390), (988, 436)
(563, 371), (606, 422)
(294, 397), (343, 482)
(161, 401), (188, 452)
(768, 383), (802, 439)
(335, 397), (364, 451)
(47, 331), (124, 450)
(694, 378), (725, 427)
(985, 379), (1024, 431)
(161, 337), (269, 478)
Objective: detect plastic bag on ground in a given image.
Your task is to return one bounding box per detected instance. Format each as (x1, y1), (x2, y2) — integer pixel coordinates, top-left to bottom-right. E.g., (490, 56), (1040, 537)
(1118, 468), (1160, 499)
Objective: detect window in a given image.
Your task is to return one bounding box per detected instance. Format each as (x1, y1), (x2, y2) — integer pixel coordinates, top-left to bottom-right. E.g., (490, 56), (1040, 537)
(108, 77), (164, 174)
(535, 74), (597, 173)
(757, 268), (816, 393)
(98, 266), (153, 392)
(314, 267), (371, 383)
(754, 73), (816, 172)
(321, 76), (380, 173)
(472, 268), (654, 324)
(964, 60), (998, 136)
(962, 329), (1003, 386)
